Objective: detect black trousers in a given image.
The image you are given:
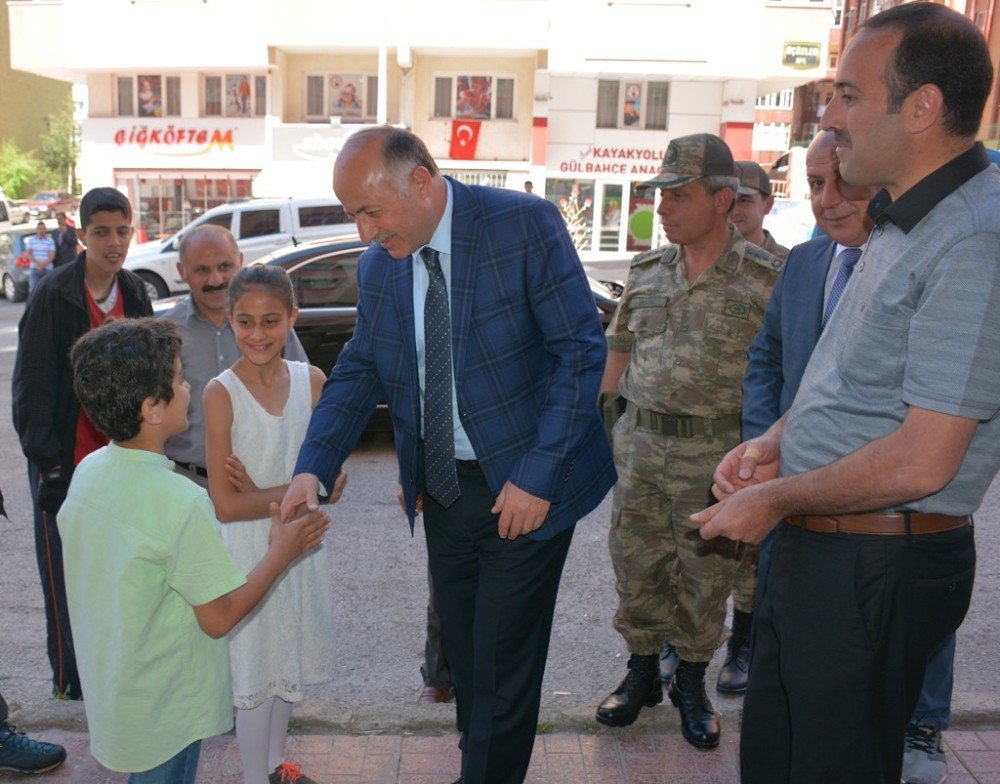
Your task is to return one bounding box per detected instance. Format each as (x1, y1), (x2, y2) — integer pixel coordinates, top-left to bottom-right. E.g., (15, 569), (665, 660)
(741, 521), (975, 784)
(27, 464), (81, 699)
(423, 463), (574, 784)
(422, 566), (453, 688)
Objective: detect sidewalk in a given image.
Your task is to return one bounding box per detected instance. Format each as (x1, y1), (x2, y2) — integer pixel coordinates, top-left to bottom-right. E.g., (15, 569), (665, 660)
(4, 726), (1000, 783)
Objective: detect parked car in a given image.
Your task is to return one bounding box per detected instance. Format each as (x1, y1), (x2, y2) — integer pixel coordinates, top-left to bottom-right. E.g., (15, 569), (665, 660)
(0, 219), (59, 302)
(25, 191), (77, 220)
(9, 200), (30, 224)
(125, 197), (356, 301)
(0, 188), (29, 225)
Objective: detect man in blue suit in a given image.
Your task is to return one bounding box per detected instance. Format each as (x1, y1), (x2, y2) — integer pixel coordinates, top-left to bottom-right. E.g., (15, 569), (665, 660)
(281, 126), (616, 784)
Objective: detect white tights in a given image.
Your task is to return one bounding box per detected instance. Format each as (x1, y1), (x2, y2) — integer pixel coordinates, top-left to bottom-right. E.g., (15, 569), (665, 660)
(235, 697), (293, 784)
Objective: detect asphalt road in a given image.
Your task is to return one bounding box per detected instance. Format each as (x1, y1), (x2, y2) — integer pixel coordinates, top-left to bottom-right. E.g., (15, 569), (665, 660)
(0, 295), (997, 736)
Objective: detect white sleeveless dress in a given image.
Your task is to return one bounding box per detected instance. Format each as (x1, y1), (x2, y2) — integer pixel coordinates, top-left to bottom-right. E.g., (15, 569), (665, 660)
(215, 360), (335, 709)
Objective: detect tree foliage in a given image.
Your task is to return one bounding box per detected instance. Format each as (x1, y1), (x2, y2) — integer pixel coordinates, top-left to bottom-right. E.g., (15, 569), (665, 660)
(0, 139), (41, 199)
(39, 97), (80, 194)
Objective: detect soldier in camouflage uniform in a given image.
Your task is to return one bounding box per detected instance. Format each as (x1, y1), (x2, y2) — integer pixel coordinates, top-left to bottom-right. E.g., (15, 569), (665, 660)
(594, 134), (782, 750)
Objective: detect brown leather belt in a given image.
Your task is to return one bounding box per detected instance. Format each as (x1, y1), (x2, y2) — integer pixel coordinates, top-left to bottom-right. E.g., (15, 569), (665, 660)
(786, 513), (970, 536)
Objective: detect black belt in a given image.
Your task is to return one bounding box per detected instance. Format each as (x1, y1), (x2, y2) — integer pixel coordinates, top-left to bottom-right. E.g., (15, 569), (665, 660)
(174, 460), (208, 478)
(628, 401), (742, 438)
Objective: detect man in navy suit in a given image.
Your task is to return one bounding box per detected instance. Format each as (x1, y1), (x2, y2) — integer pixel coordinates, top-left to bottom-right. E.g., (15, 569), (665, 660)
(281, 126), (615, 784)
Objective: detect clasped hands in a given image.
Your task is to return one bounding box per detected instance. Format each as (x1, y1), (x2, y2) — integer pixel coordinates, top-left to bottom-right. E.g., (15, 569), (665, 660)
(690, 431), (784, 545)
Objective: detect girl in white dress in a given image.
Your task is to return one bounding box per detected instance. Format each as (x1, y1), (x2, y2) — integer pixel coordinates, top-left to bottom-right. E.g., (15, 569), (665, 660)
(203, 265), (336, 784)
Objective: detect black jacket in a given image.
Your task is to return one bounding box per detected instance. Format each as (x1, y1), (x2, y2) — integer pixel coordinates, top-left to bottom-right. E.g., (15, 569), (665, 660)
(12, 252), (153, 471)
(53, 225), (79, 267)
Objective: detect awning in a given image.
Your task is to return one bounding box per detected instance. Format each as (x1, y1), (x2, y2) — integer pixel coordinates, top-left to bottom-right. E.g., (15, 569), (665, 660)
(252, 159), (335, 199)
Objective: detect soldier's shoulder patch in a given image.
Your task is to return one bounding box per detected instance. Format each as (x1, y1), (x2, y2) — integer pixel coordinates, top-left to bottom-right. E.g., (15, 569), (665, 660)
(743, 243), (784, 272)
(631, 244), (675, 267)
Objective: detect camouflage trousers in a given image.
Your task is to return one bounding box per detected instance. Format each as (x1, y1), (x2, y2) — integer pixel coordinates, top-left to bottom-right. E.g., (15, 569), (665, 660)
(609, 411), (743, 662)
(731, 541), (759, 614)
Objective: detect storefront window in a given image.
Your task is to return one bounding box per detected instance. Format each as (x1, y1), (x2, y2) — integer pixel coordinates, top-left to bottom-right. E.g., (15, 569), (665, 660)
(599, 184), (623, 251)
(547, 179), (594, 252)
(626, 182), (655, 253)
(117, 172), (257, 243)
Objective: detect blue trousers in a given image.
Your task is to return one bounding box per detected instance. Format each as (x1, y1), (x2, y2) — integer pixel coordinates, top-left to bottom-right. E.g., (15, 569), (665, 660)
(128, 741), (201, 784)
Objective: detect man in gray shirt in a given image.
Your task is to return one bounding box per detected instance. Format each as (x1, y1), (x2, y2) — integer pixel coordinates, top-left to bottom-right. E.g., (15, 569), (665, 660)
(693, 5), (1000, 783)
(161, 225), (310, 484)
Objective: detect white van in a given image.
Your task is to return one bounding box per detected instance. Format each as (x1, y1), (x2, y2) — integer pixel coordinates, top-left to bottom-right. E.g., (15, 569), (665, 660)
(124, 197), (356, 300)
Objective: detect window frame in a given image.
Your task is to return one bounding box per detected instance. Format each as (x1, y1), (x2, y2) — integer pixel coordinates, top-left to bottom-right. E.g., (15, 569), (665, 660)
(115, 74), (181, 118)
(431, 74), (517, 121)
(595, 78), (669, 131)
(202, 73), (267, 118)
(303, 73), (379, 122)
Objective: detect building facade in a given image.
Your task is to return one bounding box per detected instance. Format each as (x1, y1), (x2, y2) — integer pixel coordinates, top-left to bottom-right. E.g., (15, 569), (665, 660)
(7, 0), (831, 258)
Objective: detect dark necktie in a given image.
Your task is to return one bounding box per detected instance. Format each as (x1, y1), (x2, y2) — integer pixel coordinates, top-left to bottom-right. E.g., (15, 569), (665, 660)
(421, 247), (461, 507)
(822, 247), (863, 327)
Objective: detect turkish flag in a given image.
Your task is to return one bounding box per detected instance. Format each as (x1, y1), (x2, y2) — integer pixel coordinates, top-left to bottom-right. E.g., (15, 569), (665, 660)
(450, 120), (481, 160)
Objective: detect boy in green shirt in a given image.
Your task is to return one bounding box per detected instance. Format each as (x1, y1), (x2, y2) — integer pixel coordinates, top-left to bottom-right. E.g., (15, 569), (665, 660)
(58, 318), (328, 783)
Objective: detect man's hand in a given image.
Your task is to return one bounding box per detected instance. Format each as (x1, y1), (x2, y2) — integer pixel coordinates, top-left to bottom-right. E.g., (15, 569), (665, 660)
(280, 473), (321, 523)
(37, 467), (69, 514)
(329, 468), (348, 504)
(491, 481), (551, 540)
(691, 482), (783, 545)
(711, 433), (781, 500)
(396, 485), (423, 517)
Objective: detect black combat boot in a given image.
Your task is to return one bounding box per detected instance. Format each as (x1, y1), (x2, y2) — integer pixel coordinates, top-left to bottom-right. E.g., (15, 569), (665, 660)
(668, 659), (721, 750)
(716, 609), (753, 694)
(596, 653), (662, 727)
(660, 639), (679, 681)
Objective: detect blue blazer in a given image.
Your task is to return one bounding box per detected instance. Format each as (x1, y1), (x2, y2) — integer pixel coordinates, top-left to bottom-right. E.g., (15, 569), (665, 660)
(742, 235), (836, 439)
(295, 178), (616, 539)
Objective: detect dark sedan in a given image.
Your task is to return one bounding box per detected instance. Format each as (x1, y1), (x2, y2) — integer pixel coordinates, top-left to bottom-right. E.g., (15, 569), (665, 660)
(251, 234), (621, 372)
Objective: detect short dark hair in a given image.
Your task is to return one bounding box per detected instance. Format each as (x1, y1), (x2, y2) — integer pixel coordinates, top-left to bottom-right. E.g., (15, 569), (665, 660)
(343, 125), (439, 190)
(79, 187), (133, 230)
(71, 318), (182, 442)
(228, 264), (296, 314)
(864, 3), (993, 137)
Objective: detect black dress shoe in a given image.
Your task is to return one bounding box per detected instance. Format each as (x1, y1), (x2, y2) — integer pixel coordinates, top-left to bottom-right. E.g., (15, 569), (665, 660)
(596, 653), (662, 727)
(668, 659), (720, 750)
(660, 639), (680, 681)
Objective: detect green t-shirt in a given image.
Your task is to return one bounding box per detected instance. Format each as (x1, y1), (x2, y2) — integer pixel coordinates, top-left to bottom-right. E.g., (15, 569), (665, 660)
(58, 443), (246, 772)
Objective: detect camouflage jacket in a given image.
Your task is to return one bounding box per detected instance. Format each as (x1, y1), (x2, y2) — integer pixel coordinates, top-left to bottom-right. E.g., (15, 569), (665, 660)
(606, 227), (783, 418)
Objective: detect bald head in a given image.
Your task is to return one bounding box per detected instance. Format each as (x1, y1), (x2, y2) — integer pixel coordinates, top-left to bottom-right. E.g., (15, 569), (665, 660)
(805, 131), (878, 248)
(176, 225), (242, 324)
(334, 126), (446, 259)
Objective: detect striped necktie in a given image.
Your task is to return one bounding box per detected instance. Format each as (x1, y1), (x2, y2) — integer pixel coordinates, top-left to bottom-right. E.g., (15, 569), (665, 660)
(823, 247), (863, 327)
(421, 247), (460, 507)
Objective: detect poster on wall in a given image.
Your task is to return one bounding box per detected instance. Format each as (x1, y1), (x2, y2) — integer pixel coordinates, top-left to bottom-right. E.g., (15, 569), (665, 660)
(456, 76), (492, 120)
(226, 75), (253, 117)
(329, 74), (363, 118)
(623, 82), (641, 127)
(138, 75), (162, 118)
